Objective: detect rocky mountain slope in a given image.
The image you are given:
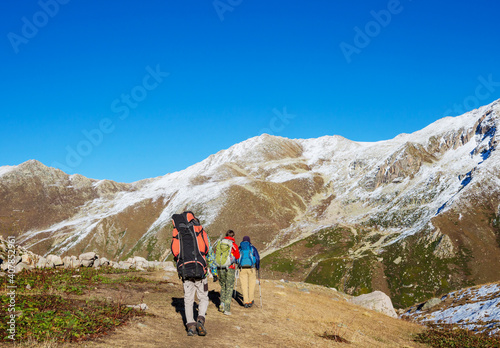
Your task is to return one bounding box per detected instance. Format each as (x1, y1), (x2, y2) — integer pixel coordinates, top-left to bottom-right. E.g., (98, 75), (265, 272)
(403, 281), (500, 336)
(1, 99), (499, 308)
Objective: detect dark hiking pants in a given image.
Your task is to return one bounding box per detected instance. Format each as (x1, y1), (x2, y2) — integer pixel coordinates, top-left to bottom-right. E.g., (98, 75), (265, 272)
(218, 268), (236, 311)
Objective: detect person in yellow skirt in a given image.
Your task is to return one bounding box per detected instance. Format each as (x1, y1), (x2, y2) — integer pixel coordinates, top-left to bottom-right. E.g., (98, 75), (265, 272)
(237, 236), (260, 308)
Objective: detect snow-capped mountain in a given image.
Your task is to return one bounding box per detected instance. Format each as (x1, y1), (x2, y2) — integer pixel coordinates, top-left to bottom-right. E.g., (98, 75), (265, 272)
(1, 99), (499, 307)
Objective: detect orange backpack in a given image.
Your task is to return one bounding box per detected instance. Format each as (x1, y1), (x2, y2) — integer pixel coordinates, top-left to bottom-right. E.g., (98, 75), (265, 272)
(171, 211), (209, 280)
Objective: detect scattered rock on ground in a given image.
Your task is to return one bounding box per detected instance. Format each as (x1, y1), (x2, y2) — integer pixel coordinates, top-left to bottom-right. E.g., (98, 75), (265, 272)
(422, 297), (442, 311)
(127, 303), (148, 311)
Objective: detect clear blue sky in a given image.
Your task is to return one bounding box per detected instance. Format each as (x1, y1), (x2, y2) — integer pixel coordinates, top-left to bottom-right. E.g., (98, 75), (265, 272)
(1, 0), (499, 182)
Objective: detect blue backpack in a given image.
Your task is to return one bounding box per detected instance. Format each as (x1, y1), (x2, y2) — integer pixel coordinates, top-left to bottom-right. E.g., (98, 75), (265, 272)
(238, 241), (256, 267)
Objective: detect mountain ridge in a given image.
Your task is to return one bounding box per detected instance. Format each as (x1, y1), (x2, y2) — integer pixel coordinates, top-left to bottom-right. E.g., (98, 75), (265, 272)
(1, 99), (499, 307)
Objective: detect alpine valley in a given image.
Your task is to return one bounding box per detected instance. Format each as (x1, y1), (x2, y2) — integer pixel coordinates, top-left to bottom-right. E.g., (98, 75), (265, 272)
(1, 99), (499, 308)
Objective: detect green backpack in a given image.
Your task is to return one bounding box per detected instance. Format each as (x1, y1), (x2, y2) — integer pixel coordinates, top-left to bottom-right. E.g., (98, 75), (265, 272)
(215, 239), (233, 268)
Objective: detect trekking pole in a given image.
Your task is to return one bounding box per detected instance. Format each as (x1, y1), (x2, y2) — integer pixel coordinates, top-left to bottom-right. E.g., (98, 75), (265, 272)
(258, 269), (263, 309)
(233, 267), (239, 299)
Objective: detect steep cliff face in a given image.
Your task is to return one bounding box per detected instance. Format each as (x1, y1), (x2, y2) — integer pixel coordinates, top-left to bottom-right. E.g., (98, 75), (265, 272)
(1, 100), (500, 307)
(373, 142), (436, 187)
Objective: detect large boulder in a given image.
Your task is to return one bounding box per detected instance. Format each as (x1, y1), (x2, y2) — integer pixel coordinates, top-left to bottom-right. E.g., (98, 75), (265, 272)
(15, 255), (22, 265)
(71, 256), (81, 268)
(126, 256), (149, 269)
(93, 258), (101, 268)
(36, 257), (47, 268)
(62, 256), (81, 268)
(148, 261), (164, 270)
(79, 252), (97, 261)
(99, 257), (110, 267)
(15, 262), (33, 273)
(21, 253), (34, 266)
(46, 255), (63, 267)
(132, 256), (148, 264)
(93, 257), (109, 268)
(81, 259), (94, 267)
(0, 262), (9, 271)
(118, 261), (133, 270)
(62, 256), (72, 268)
(163, 261), (176, 273)
(36, 257), (54, 269)
(421, 297), (442, 311)
(349, 291), (398, 318)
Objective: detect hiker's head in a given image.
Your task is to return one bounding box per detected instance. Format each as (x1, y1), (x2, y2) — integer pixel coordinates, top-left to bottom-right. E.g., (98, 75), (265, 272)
(243, 236), (251, 243)
(226, 230), (235, 237)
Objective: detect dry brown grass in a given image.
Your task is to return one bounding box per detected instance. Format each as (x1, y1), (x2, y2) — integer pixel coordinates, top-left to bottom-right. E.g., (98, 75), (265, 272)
(12, 337), (60, 348)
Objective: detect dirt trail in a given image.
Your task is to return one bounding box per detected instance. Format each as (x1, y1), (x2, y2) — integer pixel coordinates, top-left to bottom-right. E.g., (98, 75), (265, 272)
(59, 270), (427, 348)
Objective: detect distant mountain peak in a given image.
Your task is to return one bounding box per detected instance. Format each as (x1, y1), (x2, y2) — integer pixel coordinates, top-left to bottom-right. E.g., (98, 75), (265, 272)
(1, 100), (500, 308)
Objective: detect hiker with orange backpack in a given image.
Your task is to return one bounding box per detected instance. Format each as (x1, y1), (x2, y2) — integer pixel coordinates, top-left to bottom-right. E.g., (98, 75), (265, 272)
(171, 212), (218, 336)
(238, 236), (260, 308)
(214, 230), (240, 315)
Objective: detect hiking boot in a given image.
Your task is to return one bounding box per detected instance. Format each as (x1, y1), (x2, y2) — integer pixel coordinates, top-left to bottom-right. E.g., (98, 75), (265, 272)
(249, 300), (254, 308)
(223, 311), (232, 316)
(196, 316), (207, 336)
(186, 323), (196, 336)
(244, 303), (250, 308)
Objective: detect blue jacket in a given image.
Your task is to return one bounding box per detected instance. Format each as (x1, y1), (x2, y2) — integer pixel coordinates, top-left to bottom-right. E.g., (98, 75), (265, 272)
(238, 242), (260, 270)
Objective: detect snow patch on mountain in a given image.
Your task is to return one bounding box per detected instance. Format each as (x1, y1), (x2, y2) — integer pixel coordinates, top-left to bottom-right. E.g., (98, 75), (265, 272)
(404, 282), (500, 335)
(0, 164), (17, 177)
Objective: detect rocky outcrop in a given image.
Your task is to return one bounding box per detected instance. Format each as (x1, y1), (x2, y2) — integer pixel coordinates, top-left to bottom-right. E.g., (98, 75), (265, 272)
(0, 236), (172, 274)
(374, 142), (436, 188)
(432, 232), (455, 259)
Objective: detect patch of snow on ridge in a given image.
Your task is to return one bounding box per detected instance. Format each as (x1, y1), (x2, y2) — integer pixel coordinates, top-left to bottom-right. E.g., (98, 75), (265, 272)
(298, 135), (363, 163)
(145, 176), (249, 236)
(0, 165), (17, 177)
(406, 283), (500, 335)
(268, 171), (312, 184)
(92, 180), (106, 187)
(22, 159), (249, 254)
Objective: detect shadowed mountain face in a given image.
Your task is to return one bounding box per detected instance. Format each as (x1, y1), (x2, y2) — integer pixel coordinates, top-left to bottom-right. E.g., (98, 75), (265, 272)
(1, 100), (499, 307)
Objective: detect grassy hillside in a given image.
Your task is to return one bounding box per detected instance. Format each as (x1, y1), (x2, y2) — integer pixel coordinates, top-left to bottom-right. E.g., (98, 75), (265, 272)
(261, 226), (475, 308)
